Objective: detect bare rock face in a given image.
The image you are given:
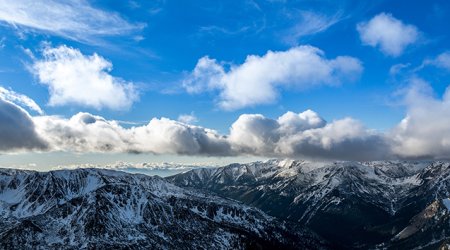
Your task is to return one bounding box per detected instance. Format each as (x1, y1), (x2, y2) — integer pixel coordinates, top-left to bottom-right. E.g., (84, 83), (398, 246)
(0, 168), (329, 250)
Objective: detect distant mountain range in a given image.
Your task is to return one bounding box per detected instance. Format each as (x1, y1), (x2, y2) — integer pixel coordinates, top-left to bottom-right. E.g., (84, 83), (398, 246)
(168, 160), (450, 249)
(2, 160), (450, 249)
(0, 168), (327, 249)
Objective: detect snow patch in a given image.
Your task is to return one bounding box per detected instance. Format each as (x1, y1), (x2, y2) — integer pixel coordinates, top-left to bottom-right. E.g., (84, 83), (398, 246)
(442, 198), (450, 211)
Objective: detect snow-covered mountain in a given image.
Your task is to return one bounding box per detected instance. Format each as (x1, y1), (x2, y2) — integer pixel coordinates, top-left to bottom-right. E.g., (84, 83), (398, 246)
(0, 168), (328, 249)
(168, 160), (450, 249)
(51, 161), (211, 177)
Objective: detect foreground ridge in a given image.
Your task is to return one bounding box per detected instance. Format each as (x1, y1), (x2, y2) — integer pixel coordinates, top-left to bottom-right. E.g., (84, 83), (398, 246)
(0, 168), (328, 249)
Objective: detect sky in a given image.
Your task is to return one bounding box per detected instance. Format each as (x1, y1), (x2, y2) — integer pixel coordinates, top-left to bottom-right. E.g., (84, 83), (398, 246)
(1, 0), (450, 171)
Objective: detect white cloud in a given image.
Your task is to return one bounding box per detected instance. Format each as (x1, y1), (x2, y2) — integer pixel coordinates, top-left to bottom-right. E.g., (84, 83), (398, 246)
(434, 52), (450, 70)
(357, 13), (419, 57)
(33, 112), (232, 156)
(0, 0), (143, 42)
(0, 86), (44, 114)
(30, 109), (386, 160)
(229, 110), (389, 160)
(282, 11), (343, 44)
(5, 84), (450, 161)
(229, 114), (281, 154)
(277, 110), (326, 134)
(128, 118), (232, 155)
(33, 45), (138, 110)
(423, 52), (450, 70)
(391, 78), (450, 159)
(178, 112), (198, 124)
(183, 56), (225, 94)
(183, 46), (363, 110)
(33, 112), (129, 153)
(0, 98), (47, 151)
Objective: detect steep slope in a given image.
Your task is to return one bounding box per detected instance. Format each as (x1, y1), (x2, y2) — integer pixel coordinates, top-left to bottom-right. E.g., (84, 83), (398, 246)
(168, 160), (450, 248)
(0, 168), (329, 249)
(381, 198), (450, 249)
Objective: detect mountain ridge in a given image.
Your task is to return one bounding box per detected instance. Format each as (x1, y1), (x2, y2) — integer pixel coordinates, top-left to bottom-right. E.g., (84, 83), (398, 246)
(0, 167), (328, 249)
(167, 159), (450, 249)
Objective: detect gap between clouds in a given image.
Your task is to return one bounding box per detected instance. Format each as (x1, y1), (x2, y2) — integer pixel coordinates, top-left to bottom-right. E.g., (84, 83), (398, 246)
(1, 79), (450, 161)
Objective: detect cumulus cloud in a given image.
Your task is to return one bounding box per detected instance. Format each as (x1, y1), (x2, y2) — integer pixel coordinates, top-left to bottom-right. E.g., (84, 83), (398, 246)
(0, 0), (143, 42)
(229, 110), (389, 160)
(33, 112), (232, 156)
(183, 46), (363, 110)
(391, 78), (450, 159)
(4, 84), (450, 161)
(357, 13), (419, 57)
(128, 118), (232, 155)
(0, 98), (47, 151)
(275, 118), (389, 160)
(30, 109), (387, 160)
(0, 86), (43, 114)
(0, 87), (392, 160)
(32, 45), (138, 110)
(178, 112), (198, 124)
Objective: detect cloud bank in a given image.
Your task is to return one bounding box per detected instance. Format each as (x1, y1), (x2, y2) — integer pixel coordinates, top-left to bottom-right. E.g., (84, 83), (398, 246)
(2, 78), (450, 160)
(33, 112), (232, 156)
(228, 110), (389, 160)
(33, 45), (138, 110)
(391, 78), (450, 159)
(29, 109), (387, 160)
(357, 13), (419, 57)
(0, 99), (47, 151)
(183, 46), (363, 110)
(0, 0), (143, 42)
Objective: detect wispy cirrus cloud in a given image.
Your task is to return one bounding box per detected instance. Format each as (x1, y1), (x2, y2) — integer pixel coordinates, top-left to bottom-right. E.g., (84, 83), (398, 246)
(0, 0), (144, 43)
(422, 51), (450, 71)
(0, 86), (44, 115)
(281, 10), (344, 45)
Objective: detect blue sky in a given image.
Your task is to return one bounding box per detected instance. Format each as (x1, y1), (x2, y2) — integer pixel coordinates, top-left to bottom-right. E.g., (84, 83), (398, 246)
(1, 0), (450, 169)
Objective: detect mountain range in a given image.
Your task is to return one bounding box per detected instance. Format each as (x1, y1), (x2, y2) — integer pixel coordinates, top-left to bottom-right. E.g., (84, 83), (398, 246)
(2, 159), (450, 249)
(168, 160), (450, 249)
(0, 167), (327, 249)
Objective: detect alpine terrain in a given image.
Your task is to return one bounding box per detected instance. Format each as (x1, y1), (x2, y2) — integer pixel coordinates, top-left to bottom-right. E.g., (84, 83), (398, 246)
(168, 160), (450, 249)
(0, 168), (328, 249)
